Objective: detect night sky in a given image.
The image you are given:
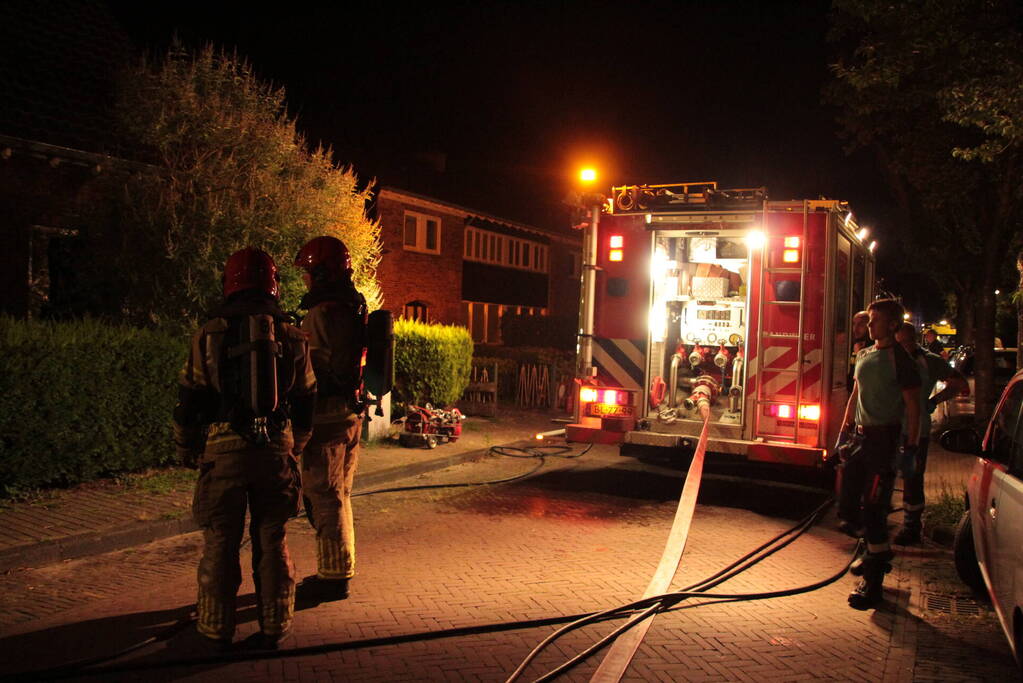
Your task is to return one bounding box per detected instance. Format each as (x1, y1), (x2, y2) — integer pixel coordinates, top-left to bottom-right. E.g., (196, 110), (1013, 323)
(107, 1), (925, 308)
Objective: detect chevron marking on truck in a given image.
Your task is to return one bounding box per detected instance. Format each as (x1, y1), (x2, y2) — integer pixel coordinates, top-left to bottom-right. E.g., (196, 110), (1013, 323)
(593, 338), (644, 391)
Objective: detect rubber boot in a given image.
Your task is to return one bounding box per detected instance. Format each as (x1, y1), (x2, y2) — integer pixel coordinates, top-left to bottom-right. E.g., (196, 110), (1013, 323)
(848, 556), (887, 610)
(849, 549), (893, 576)
(894, 510), (923, 545)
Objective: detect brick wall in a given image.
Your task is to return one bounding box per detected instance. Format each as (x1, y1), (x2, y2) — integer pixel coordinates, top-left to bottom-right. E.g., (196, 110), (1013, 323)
(548, 241), (582, 318)
(375, 195), (465, 325)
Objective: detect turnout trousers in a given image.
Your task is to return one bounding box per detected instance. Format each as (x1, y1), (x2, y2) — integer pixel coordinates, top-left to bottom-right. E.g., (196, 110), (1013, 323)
(192, 434), (301, 641)
(301, 409), (362, 579)
(900, 437), (930, 530)
(837, 424), (900, 553)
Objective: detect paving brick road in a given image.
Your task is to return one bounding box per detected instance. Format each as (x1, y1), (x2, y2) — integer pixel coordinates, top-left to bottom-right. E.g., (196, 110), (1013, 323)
(0, 445), (1016, 681)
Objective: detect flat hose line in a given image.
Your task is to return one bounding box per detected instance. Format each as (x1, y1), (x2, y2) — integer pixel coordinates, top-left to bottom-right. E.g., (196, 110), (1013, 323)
(7, 438), (855, 681)
(589, 404), (711, 683)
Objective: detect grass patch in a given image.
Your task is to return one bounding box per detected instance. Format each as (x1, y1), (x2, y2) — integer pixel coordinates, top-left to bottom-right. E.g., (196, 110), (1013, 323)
(114, 468), (197, 495)
(923, 481), (967, 529)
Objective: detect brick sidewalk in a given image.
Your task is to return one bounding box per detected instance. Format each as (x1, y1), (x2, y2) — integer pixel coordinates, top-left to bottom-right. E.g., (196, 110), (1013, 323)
(0, 445), (1014, 681)
(0, 408), (560, 572)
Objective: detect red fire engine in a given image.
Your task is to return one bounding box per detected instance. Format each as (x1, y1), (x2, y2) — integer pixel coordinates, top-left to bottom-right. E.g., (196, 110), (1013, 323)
(566, 181), (875, 470)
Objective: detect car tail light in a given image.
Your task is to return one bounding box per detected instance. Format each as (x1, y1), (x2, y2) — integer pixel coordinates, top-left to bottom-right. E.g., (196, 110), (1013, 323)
(580, 387), (598, 403)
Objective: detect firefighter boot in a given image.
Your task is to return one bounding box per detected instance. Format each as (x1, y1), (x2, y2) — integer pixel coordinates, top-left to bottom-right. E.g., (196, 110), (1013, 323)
(893, 524), (922, 546)
(894, 508), (923, 545)
(848, 556), (888, 610)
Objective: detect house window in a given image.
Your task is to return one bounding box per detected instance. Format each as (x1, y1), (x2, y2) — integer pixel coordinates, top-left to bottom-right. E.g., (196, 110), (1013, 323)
(403, 211), (441, 254)
(464, 226), (548, 274)
(404, 300), (430, 322)
(463, 301), (548, 343)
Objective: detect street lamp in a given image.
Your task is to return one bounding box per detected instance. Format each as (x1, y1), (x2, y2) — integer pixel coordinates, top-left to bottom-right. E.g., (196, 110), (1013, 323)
(574, 167), (603, 379)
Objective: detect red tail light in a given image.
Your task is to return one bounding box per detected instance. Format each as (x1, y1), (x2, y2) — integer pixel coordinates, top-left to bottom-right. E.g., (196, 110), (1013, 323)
(609, 234), (624, 261)
(765, 403), (820, 421)
(799, 404), (821, 421)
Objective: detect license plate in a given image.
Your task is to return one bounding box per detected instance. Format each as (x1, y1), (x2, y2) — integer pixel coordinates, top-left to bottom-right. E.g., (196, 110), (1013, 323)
(589, 403), (634, 417)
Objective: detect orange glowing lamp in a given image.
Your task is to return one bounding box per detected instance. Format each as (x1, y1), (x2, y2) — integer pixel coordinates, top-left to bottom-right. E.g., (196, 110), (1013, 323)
(799, 404), (821, 421)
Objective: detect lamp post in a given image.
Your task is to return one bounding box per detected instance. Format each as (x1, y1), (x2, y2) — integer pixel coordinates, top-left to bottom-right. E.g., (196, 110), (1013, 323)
(574, 168), (602, 379)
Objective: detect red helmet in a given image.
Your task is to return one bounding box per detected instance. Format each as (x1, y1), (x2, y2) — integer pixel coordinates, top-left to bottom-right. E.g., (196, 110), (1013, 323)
(223, 247), (280, 299)
(294, 236), (352, 281)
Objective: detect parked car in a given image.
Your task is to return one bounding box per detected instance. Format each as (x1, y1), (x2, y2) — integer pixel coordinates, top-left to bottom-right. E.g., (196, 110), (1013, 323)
(943, 368), (1023, 669)
(933, 346), (1018, 428)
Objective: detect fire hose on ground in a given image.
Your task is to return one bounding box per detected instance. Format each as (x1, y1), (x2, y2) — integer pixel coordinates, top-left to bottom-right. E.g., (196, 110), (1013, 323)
(7, 423), (861, 682)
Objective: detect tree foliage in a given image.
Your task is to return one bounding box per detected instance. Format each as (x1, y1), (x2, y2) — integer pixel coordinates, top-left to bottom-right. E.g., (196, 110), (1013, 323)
(84, 44), (380, 329)
(827, 0), (1023, 422)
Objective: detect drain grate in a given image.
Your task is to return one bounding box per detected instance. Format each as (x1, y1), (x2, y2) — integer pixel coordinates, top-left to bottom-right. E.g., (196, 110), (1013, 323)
(922, 592), (983, 616)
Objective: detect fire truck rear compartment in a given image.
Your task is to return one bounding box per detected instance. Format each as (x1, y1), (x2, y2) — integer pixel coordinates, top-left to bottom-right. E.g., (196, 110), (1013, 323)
(647, 231), (750, 432)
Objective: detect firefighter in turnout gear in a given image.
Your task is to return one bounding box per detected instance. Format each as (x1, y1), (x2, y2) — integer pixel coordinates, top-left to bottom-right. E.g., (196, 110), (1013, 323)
(174, 247), (317, 648)
(894, 322), (968, 545)
(839, 299), (921, 610)
(293, 236), (368, 602)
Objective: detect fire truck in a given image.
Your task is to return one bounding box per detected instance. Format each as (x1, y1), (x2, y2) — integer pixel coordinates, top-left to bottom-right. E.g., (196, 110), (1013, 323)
(566, 181), (875, 470)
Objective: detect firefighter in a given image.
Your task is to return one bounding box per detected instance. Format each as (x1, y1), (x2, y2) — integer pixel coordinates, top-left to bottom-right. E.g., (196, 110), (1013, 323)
(838, 299), (921, 610)
(174, 247), (317, 649)
(846, 310), (870, 392)
(293, 236), (367, 602)
(894, 322), (968, 545)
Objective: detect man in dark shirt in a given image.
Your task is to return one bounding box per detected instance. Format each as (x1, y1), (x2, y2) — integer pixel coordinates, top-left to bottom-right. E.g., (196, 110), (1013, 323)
(894, 323), (968, 544)
(922, 329), (946, 357)
(839, 299), (921, 609)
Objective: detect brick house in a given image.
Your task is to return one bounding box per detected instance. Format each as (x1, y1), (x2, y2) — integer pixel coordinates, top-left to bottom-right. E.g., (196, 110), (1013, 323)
(374, 187), (582, 343)
(0, 1), (137, 318)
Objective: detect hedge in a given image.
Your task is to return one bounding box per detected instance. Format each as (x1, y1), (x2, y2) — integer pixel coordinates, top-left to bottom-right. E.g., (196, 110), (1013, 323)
(0, 317), (186, 495)
(393, 318), (473, 407)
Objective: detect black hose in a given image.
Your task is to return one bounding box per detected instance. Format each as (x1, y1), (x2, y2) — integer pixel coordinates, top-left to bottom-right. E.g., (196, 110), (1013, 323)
(352, 443), (592, 498)
(505, 497), (841, 682)
(6, 441), (594, 680)
(13, 539), (858, 682)
(8, 444), (851, 681)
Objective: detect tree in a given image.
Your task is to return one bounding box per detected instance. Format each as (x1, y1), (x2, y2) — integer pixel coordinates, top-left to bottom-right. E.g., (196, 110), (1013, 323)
(827, 0), (1023, 424)
(79, 44), (381, 329)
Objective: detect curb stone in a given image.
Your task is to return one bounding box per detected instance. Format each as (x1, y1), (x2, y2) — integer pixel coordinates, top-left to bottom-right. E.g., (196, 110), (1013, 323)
(0, 441), (520, 573)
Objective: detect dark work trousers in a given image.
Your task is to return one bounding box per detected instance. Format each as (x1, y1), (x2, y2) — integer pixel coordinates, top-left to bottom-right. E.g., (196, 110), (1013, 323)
(837, 424), (900, 551)
(901, 437), (930, 530)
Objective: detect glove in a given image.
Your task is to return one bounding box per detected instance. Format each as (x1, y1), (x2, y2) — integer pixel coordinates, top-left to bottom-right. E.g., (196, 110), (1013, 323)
(833, 427), (861, 465)
(898, 444), (918, 478)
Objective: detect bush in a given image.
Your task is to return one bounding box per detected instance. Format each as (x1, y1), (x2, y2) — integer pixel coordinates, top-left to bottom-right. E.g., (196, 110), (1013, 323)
(0, 317), (186, 495)
(393, 319), (473, 407)
(500, 313), (575, 350)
